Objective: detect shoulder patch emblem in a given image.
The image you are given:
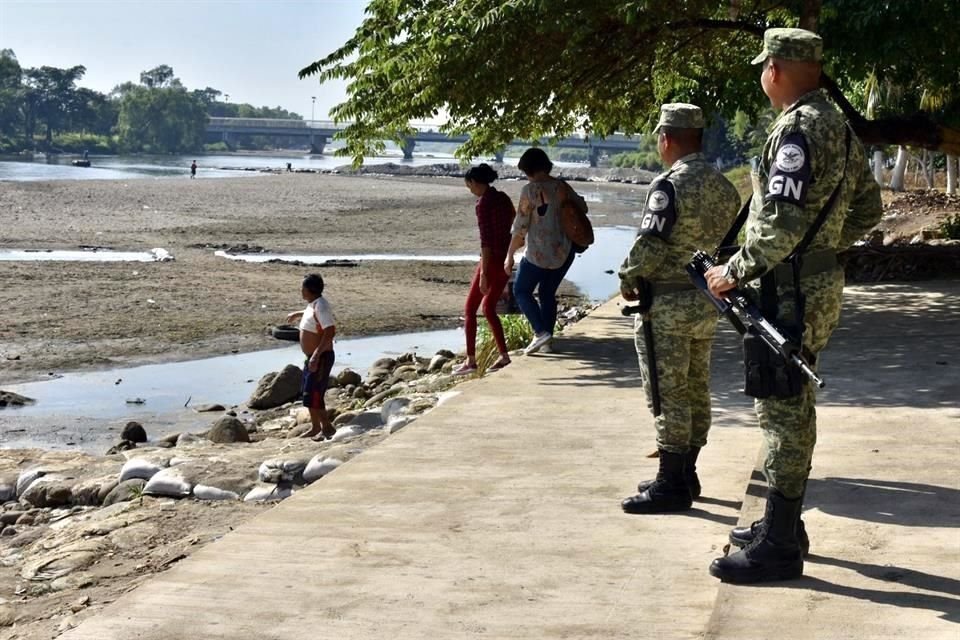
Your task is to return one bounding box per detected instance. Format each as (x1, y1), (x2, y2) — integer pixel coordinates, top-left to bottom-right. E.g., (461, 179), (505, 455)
(647, 190), (670, 212)
(775, 144), (806, 173)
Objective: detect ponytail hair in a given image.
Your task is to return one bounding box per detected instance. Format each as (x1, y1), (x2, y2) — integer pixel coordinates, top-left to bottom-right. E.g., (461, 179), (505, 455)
(464, 163), (498, 185)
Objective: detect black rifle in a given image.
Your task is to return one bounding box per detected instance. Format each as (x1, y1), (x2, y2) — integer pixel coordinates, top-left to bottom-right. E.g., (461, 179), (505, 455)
(685, 250), (825, 389)
(620, 284), (662, 416)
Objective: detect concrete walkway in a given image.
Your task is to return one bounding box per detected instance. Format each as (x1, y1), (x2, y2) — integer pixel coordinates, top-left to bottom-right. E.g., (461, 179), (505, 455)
(62, 282), (960, 640)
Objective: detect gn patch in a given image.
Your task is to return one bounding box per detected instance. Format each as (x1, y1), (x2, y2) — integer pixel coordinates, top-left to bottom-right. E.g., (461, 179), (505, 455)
(638, 179), (676, 239)
(766, 132), (811, 207)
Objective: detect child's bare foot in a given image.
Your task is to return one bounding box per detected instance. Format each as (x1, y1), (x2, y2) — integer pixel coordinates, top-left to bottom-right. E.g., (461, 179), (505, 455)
(299, 427), (322, 439)
(311, 426), (336, 442)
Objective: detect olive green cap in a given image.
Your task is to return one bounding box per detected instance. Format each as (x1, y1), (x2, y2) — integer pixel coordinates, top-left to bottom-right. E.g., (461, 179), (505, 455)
(751, 27), (823, 65)
(653, 103), (704, 134)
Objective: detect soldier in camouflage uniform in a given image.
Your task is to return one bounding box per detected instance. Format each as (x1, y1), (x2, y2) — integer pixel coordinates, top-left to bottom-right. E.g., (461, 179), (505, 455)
(705, 28), (883, 583)
(619, 103), (741, 515)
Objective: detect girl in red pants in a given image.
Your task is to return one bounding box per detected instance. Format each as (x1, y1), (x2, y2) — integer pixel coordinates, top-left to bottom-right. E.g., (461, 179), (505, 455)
(453, 164), (516, 375)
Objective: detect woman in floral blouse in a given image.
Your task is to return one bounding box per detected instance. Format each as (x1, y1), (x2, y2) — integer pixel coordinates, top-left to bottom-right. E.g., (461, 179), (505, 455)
(505, 148), (576, 355)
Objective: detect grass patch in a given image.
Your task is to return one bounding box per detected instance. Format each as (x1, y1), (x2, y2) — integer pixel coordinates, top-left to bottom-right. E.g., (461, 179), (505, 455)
(475, 314), (533, 376)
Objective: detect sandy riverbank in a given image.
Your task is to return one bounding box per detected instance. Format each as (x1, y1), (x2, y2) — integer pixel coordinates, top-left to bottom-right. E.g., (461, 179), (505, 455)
(0, 172), (647, 386)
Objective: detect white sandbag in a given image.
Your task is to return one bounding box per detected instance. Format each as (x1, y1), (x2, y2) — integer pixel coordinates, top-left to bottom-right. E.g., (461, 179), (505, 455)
(16, 468), (46, 497)
(302, 456), (343, 484)
(118, 458), (164, 483)
(387, 415), (416, 434)
(193, 485), (240, 501)
(257, 459), (307, 484)
(143, 468), (192, 498)
(380, 397), (411, 424)
(330, 426), (359, 442)
(243, 484), (293, 502)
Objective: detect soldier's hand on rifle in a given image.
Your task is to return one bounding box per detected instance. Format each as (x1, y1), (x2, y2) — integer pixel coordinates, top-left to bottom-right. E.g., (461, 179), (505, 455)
(705, 266), (736, 297)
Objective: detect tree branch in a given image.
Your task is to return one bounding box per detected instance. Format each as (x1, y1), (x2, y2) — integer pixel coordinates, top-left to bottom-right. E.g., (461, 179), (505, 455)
(821, 71), (960, 155)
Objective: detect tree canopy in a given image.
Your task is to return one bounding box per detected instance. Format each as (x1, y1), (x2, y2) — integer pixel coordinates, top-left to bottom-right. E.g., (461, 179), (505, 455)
(300, 0), (960, 163)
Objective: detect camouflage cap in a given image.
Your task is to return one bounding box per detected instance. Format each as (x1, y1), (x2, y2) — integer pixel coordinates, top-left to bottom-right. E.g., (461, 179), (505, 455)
(653, 103), (704, 134)
(751, 27), (823, 65)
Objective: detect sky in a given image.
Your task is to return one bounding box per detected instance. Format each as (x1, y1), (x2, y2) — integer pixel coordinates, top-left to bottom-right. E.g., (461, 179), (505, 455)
(0, 0), (368, 120)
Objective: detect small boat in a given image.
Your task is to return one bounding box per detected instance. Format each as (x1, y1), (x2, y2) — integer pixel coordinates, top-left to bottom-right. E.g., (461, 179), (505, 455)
(72, 159), (91, 167)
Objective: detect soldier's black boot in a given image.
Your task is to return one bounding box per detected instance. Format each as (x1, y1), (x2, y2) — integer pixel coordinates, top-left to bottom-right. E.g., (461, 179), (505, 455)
(622, 450), (692, 514)
(729, 484), (810, 556)
(636, 446), (701, 499)
(729, 516), (810, 556)
(709, 490), (804, 583)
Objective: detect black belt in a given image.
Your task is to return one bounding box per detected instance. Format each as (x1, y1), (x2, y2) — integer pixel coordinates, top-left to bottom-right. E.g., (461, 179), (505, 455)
(771, 249), (838, 281)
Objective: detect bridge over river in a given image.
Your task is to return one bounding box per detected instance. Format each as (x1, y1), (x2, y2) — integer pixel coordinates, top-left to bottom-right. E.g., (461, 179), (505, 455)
(205, 117), (643, 167)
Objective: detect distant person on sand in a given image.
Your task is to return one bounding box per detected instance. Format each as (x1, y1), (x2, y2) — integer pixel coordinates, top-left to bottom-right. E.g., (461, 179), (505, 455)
(286, 162), (293, 172)
(190, 160), (197, 179)
(285, 274), (337, 440)
(453, 163), (516, 375)
(506, 148), (579, 355)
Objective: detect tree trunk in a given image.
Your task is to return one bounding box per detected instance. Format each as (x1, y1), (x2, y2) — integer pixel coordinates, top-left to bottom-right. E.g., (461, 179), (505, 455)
(872, 149), (884, 185)
(890, 146), (908, 191)
(947, 155), (957, 195)
(800, 0), (823, 31)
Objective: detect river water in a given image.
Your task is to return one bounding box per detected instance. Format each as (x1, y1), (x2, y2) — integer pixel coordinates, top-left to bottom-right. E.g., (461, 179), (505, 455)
(0, 152), (646, 449)
(0, 150), (511, 181)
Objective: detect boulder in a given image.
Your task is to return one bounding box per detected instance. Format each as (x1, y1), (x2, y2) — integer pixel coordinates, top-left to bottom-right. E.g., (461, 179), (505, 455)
(336, 369), (362, 387)
(159, 432), (182, 446)
(333, 411), (359, 427)
(105, 440), (138, 455)
(352, 386), (371, 400)
(21, 478), (73, 508)
(71, 475), (117, 506)
(248, 365), (302, 410)
(121, 421), (147, 443)
(0, 477), (16, 503)
(176, 432), (204, 446)
(0, 391), (35, 407)
(363, 384), (406, 408)
(102, 479), (147, 506)
(193, 403), (226, 413)
(257, 459), (307, 484)
(16, 468), (47, 498)
(428, 354), (450, 372)
(119, 458), (165, 483)
(409, 397), (438, 414)
(193, 485), (240, 501)
(302, 456), (343, 483)
(143, 468), (192, 498)
(96, 479), (120, 505)
(0, 511), (25, 525)
(208, 416), (250, 444)
(243, 484), (294, 502)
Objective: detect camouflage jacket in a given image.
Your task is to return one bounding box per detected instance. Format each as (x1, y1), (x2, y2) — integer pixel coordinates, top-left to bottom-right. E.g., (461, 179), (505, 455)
(727, 89), (883, 283)
(619, 152), (741, 287)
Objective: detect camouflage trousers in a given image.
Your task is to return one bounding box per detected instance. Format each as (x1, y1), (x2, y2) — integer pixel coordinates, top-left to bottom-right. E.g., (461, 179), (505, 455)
(754, 272), (844, 499)
(633, 309), (716, 455)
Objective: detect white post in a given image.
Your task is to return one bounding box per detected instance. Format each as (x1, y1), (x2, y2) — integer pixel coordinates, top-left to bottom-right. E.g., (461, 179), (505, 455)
(890, 146), (908, 191)
(872, 149), (884, 185)
(947, 154), (958, 195)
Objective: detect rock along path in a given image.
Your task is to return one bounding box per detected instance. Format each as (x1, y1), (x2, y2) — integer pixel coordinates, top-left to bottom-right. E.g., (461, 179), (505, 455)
(60, 281), (960, 640)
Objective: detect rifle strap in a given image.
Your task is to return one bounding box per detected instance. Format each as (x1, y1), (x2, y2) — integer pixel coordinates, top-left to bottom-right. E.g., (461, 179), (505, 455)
(714, 196), (752, 259)
(785, 124), (852, 347)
